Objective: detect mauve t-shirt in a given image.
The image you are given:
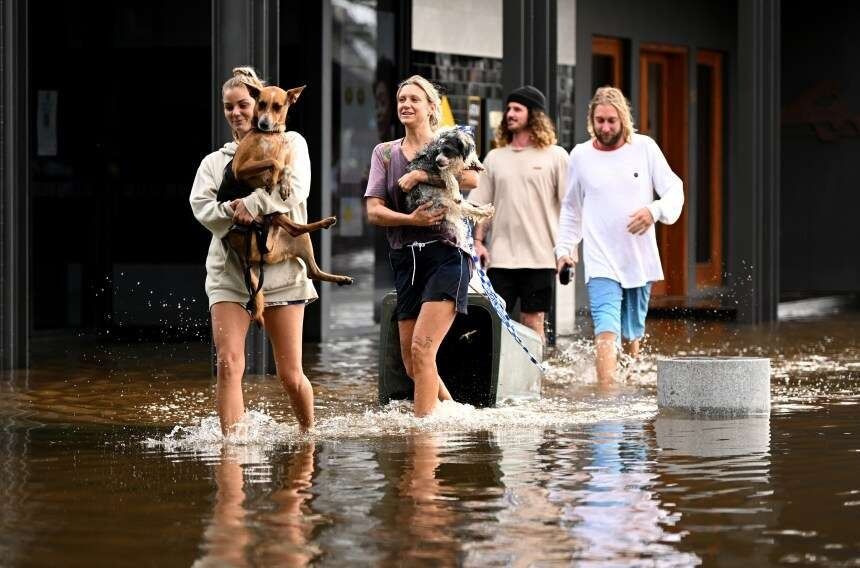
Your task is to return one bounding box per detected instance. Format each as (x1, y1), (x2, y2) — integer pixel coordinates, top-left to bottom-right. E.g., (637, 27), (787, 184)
(363, 139), (459, 250)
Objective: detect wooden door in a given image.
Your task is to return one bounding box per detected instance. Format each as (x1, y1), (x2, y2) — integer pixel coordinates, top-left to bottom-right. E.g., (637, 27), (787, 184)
(592, 36), (624, 91)
(638, 45), (688, 297)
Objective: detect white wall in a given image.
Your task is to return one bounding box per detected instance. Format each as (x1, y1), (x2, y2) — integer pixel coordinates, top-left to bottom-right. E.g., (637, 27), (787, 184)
(412, 0), (502, 58)
(558, 0), (576, 65)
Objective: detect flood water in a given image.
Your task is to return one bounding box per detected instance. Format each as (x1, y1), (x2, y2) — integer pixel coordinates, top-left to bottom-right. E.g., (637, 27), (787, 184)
(1, 313), (858, 567)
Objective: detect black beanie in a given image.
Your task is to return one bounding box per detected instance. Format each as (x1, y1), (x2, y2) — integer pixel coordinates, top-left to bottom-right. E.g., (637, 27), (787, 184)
(506, 85), (546, 112)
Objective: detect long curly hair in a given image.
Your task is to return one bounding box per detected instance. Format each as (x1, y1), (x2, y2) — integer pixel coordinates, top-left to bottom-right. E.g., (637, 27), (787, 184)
(586, 86), (636, 144)
(493, 108), (557, 149)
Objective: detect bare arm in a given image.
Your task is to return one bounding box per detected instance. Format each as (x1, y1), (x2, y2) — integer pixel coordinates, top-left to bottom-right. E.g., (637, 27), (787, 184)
(473, 219), (491, 266)
(400, 169), (480, 192)
(365, 197), (445, 227)
(457, 169), (479, 190)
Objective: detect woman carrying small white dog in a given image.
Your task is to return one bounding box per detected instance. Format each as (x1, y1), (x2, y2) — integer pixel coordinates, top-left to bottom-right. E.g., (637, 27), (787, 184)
(190, 67), (317, 435)
(364, 75), (480, 417)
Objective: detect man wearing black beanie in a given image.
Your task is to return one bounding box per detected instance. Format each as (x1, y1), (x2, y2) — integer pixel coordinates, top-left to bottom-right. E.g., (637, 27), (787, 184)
(469, 85), (569, 344)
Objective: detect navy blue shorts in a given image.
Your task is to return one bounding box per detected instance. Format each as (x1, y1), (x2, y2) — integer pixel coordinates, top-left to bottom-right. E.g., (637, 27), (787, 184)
(389, 241), (471, 320)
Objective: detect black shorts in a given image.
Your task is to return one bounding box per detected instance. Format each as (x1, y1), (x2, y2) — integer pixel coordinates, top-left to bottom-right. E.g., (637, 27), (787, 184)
(390, 242), (471, 320)
(487, 268), (555, 314)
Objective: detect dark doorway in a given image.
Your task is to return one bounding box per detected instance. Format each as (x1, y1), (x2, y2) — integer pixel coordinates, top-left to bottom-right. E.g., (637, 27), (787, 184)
(28, 1), (211, 344)
(591, 36), (625, 92)
(695, 50), (725, 289)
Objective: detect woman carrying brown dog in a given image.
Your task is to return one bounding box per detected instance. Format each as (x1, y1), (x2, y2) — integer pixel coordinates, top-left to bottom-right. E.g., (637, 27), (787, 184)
(364, 75), (480, 417)
(190, 67), (317, 435)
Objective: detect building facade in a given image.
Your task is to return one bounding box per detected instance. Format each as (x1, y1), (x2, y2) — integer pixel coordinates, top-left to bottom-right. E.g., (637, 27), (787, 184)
(2, 0), (857, 369)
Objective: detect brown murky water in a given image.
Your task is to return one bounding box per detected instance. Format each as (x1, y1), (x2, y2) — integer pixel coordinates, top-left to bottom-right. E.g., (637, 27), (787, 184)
(1, 313), (858, 566)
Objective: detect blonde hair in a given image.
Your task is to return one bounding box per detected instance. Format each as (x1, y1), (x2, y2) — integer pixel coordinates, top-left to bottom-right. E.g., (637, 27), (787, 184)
(222, 66), (266, 95)
(396, 74), (442, 129)
(493, 108), (558, 149)
(587, 86), (636, 144)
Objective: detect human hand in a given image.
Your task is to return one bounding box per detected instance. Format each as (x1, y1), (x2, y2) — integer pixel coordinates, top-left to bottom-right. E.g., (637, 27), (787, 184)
(556, 255), (576, 273)
(398, 170), (427, 192)
(475, 240), (490, 267)
(409, 202), (445, 226)
(230, 199), (255, 225)
(627, 207), (655, 235)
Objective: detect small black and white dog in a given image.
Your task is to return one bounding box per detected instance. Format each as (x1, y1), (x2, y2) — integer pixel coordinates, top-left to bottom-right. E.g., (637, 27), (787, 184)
(404, 127), (495, 244)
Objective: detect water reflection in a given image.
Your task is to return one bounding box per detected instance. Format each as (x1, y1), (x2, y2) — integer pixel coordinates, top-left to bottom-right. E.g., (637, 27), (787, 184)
(0, 313), (858, 565)
(196, 450), (251, 567)
(654, 414), (771, 458)
(195, 443), (320, 567)
(650, 414), (775, 565)
(391, 433), (461, 564)
(311, 440), (386, 565)
(468, 431), (581, 565)
(552, 423), (699, 566)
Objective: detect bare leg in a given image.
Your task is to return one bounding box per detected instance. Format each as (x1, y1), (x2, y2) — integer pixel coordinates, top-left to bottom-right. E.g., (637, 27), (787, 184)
(519, 311), (546, 344)
(398, 319), (453, 402)
(595, 331), (618, 385)
(623, 338), (642, 359)
(264, 304), (314, 431)
(410, 301), (458, 416)
(211, 302), (252, 434)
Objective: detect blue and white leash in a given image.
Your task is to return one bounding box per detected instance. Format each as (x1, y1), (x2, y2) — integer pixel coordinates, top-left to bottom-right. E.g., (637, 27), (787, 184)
(464, 221), (548, 374)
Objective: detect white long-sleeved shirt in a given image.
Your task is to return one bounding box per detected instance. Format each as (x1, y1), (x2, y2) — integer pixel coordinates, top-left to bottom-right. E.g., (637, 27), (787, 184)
(555, 133), (684, 288)
(189, 131), (317, 307)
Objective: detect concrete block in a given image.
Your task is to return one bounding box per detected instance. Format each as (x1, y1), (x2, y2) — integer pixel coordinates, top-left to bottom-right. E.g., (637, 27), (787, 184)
(657, 357), (771, 416)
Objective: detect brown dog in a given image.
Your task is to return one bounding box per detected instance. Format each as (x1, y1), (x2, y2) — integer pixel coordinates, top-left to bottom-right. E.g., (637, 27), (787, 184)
(227, 83), (353, 327)
(233, 84), (304, 200)
(225, 214), (353, 327)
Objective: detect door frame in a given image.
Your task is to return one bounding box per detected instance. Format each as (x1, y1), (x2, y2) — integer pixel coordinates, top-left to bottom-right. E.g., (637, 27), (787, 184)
(695, 50), (725, 288)
(592, 36), (624, 90)
(638, 43), (688, 297)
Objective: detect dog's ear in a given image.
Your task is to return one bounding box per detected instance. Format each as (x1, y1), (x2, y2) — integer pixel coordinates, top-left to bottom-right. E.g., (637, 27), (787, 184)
(286, 85), (306, 105)
(244, 82), (261, 100)
(465, 144), (485, 171)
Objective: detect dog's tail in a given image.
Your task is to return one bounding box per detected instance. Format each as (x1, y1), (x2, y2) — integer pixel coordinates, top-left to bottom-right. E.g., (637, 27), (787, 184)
(248, 268), (266, 327)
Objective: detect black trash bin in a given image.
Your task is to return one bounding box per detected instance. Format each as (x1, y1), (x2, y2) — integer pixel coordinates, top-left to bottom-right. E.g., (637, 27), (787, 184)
(378, 292), (542, 407)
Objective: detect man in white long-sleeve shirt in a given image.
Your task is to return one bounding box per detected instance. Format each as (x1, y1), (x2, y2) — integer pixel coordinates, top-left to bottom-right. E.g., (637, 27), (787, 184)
(555, 86), (684, 385)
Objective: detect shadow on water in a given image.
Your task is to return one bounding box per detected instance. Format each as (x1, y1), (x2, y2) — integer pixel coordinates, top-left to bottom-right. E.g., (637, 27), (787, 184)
(1, 312), (859, 565)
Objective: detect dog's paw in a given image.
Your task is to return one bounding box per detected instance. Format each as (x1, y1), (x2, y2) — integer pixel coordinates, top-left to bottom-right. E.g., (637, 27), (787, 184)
(277, 167), (293, 201)
(277, 181), (292, 201)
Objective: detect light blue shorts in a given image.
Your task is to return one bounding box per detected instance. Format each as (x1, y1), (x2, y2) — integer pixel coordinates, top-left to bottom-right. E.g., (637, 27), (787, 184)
(586, 277), (653, 342)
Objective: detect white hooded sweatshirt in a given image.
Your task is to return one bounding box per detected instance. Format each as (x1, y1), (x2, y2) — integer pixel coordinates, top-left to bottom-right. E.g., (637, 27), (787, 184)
(189, 131), (317, 308)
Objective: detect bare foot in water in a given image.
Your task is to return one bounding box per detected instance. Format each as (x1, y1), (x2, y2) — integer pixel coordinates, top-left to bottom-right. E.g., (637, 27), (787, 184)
(227, 421), (248, 439)
(596, 379), (621, 397)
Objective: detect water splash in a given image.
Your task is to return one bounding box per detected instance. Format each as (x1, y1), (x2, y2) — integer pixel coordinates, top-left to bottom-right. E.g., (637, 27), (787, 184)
(144, 393), (656, 454)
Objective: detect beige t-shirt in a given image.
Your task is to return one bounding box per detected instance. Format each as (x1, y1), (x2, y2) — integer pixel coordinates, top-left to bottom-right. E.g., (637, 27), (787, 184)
(470, 144), (569, 269)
